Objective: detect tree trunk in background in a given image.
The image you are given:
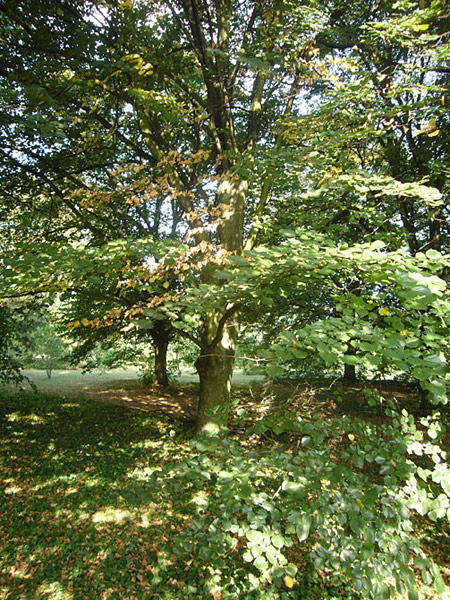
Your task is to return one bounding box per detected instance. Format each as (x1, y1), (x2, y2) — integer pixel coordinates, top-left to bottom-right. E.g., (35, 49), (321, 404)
(154, 335), (169, 387)
(343, 363), (356, 382)
(151, 322), (170, 387)
(343, 339), (357, 383)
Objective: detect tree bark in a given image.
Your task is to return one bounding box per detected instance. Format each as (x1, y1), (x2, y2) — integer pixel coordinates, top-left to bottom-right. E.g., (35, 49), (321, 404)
(193, 175), (246, 433)
(190, 173), (248, 433)
(342, 340), (357, 382)
(154, 335), (169, 387)
(343, 362), (356, 382)
(150, 322), (170, 387)
(195, 309), (239, 434)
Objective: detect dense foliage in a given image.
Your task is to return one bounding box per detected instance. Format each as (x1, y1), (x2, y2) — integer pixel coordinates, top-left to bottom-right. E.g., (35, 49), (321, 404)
(0, 304), (23, 386)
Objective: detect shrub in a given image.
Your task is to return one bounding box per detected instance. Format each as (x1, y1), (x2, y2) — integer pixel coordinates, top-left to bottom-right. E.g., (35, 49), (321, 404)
(130, 401), (449, 599)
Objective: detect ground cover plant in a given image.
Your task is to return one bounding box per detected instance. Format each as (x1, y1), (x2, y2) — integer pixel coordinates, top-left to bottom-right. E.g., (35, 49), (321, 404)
(0, 383), (449, 600)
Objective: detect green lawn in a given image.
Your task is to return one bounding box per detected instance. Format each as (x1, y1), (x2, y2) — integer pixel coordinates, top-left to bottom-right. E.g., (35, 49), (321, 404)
(19, 367), (264, 393)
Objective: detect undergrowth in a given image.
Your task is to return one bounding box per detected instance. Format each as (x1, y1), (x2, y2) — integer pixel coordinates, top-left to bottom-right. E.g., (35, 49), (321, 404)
(0, 388), (449, 599)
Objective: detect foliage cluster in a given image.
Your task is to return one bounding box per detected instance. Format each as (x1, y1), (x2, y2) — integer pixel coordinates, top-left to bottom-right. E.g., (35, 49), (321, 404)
(132, 398), (449, 600)
(0, 304), (24, 386)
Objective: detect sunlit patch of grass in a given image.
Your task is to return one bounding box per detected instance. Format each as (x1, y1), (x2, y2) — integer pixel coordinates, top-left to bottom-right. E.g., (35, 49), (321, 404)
(36, 581), (73, 600)
(6, 412), (48, 424)
(92, 508), (132, 524)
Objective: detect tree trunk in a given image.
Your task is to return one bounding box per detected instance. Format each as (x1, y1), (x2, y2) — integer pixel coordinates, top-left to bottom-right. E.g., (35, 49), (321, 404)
(195, 343), (235, 434)
(343, 362), (356, 382)
(194, 307), (239, 434)
(46, 357), (54, 379)
(343, 341), (357, 383)
(150, 322), (170, 387)
(193, 176), (246, 433)
(154, 335), (169, 387)
(418, 382), (433, 415)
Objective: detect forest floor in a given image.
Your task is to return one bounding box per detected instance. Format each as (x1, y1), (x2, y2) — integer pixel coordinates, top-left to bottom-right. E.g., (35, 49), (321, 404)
(19, 367), (200, 420)
(17, 368), (264, 419)
(16, 368), (448, 431)
(0, 372), (449, 599)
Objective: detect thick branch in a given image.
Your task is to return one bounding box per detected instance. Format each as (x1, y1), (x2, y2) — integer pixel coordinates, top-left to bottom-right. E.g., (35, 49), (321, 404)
(244, 70), (302, 251)
(173, 326), (203, 349)
(206, 302), (242, 352)
(245, 73), (266, 151)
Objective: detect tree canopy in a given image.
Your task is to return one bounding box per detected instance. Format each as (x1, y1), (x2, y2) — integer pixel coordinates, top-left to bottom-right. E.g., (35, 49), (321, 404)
(0, 0), (449, 428)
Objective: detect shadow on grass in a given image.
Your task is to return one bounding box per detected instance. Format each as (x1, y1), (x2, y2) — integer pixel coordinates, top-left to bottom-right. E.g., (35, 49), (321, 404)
(1, 387), (448, 600)
(0, 392), (215, 600)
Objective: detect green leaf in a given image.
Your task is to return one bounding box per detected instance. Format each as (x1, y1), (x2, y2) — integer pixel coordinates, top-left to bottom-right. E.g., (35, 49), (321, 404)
(271, 533), (284, 549)
(254, 556), (269, 571)
(320, 349), (339, 363)
(286, 563), (298, 577)
(425, 249), (442, 260)
(343, 354), (358, 365)
(296, 514), (312, 542)
(282, 481), (306, 497)
(434, 573), (445, 595)
(228, 255), (248, 265)
(266, 364), (284, 377)
(408, 587), (419, 600)
(246, 529), (265, 544)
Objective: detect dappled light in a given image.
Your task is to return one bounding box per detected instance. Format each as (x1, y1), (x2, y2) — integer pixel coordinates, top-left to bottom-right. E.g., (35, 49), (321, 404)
(0, 391), (194, 599)
(85, 386), (198, 420)
(1, 385), (449, 598)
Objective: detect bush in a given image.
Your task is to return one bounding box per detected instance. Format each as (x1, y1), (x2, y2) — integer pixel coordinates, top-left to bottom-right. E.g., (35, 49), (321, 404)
(128, 400), (449, 599)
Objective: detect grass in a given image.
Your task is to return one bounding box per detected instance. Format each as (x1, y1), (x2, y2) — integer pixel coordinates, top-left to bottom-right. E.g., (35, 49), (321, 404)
(0, 391), (197, 600)
(19, 367), (264, 395)
(0, 383), (449, 599)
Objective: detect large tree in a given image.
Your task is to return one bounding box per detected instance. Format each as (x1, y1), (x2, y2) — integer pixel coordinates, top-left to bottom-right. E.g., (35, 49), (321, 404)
(0, 0), (323, 430)
(0, 0), (449, 431)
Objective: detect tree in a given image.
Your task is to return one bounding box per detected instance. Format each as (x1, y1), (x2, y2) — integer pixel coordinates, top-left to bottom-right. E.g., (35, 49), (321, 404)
(0, 0), (324, 430)
(1, 3), (450, 594)
(0, 303), (24, 386)
(0, 0), (449, 431)
(17, 301), (69, 378)
(273, 0), (450, 254)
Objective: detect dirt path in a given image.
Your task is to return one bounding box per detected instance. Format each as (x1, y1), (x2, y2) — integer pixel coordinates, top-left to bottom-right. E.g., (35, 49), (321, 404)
(81, 381), (198, 421)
